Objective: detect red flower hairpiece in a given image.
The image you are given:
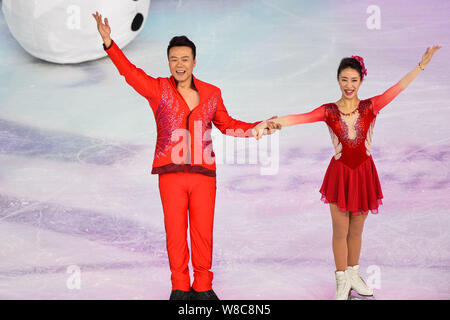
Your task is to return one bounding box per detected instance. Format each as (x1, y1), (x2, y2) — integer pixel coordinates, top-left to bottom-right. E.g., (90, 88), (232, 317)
(351, 55), (367, 79)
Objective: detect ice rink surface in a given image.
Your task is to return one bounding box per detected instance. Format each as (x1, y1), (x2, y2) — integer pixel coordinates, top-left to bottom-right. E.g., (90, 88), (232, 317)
(0, 0), (449, 299)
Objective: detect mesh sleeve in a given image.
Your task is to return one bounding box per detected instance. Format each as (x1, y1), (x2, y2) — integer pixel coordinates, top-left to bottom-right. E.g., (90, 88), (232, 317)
(371, 81), (404, 114)
(282, 105), (325, 126)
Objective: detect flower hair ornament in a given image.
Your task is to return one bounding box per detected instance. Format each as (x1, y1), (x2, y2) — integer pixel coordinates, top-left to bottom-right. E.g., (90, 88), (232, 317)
(351, 55), (368, 79)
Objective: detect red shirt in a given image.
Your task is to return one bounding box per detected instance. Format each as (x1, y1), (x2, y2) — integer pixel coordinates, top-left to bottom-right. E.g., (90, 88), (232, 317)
(104, 41), (261, 177)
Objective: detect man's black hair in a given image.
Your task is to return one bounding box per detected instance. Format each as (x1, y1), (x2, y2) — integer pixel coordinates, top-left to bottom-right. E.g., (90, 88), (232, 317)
(167, 35), (196, 59)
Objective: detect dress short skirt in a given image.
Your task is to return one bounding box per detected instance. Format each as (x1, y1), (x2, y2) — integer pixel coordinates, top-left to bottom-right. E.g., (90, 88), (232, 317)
(319, 156), (383, 215)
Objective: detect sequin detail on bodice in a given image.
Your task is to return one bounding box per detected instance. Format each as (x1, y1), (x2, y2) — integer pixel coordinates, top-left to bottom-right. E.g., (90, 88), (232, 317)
(324, 100), (376, 169)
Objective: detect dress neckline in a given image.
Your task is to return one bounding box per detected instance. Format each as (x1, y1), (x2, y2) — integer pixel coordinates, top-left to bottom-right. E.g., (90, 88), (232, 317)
(333, 100), (361, 116)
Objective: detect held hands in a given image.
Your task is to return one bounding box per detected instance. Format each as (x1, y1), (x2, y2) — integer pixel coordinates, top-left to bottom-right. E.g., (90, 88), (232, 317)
(92, 11), (112, 47)
(419, 45), (442, 69)
(252, 116), (282, 140)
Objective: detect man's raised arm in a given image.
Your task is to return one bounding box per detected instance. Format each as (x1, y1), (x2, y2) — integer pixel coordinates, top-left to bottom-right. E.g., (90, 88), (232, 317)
(92, 11), (159, 101)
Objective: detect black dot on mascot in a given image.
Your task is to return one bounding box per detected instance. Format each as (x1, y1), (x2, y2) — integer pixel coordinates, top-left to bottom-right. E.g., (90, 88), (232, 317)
(131, 13), (144, 32)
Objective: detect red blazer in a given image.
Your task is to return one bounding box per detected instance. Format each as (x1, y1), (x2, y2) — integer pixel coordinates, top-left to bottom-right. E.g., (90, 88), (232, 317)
(104, 41), (261, 177)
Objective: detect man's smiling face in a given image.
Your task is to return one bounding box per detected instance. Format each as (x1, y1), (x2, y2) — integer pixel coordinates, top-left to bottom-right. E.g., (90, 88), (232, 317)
(168, 46), (196, 83)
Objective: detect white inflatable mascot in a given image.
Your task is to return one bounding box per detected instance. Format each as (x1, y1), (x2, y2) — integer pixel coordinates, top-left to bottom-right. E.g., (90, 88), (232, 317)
(1, 0), (151, 64)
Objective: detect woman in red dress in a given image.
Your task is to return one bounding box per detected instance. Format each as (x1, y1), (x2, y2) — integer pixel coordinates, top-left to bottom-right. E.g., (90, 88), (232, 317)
(254, 46), (441, 299)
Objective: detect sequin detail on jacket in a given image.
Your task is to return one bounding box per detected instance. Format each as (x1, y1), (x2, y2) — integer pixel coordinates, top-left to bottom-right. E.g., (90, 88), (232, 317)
(155, 82), (186, 159)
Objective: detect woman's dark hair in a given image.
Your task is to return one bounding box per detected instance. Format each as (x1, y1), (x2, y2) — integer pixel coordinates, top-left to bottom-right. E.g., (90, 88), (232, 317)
(167, 35), (196, 59)
(337, 57), (363, 80)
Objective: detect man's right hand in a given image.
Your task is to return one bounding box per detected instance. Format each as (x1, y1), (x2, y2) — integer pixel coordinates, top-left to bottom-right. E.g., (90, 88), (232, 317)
(92, 11), (112, 48)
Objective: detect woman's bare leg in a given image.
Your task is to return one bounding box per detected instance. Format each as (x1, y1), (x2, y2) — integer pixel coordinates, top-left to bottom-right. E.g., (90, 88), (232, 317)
(347, 213), (367, 267)
(329, 204), (350, 271)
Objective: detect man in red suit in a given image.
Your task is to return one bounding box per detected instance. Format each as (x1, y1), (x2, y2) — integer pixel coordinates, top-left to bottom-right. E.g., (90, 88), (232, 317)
(93, 12), (279, 300)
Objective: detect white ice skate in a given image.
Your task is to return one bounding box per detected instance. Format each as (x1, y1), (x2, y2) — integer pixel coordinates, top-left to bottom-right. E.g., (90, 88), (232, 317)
(334, 270), (351, 300)
(347, 265), (373, 296)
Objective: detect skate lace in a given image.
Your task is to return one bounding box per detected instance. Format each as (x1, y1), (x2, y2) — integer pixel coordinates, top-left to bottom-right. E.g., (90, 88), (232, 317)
(336, 276), (347, 289)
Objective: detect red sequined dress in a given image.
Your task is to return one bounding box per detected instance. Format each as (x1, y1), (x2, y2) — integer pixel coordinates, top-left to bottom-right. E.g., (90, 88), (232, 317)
(284, 82), (403, 215)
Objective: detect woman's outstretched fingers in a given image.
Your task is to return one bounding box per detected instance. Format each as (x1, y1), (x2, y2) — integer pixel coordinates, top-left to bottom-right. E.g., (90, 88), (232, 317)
(421, 45), (442, 67)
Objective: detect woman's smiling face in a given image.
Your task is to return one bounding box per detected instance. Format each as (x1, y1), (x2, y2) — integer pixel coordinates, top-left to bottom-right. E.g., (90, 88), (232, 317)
(338, 67), (362, 100)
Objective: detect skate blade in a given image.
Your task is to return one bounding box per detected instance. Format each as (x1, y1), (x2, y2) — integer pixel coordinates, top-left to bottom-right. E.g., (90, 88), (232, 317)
(348, 293), (376, 300)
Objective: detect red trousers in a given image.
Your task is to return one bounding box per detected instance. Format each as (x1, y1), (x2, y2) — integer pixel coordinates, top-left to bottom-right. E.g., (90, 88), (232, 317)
(158, 171), (216, 292)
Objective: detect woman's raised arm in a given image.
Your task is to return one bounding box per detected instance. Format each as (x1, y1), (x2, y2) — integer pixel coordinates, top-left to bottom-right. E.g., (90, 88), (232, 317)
(372, 45), (442, 114)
